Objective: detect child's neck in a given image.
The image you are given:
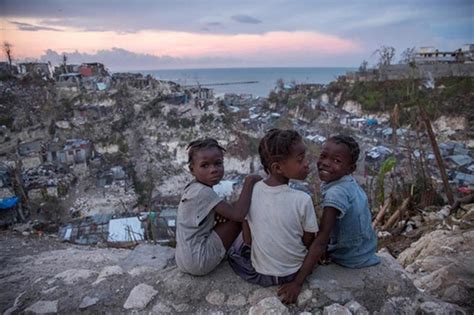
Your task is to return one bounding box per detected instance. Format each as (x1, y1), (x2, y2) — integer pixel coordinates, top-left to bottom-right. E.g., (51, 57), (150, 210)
(264, 174), (289, 186)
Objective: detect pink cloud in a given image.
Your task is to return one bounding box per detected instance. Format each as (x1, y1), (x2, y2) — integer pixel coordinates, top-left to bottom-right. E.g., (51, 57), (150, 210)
(3, 20), (360, 64)
(146, 31), (360, 58)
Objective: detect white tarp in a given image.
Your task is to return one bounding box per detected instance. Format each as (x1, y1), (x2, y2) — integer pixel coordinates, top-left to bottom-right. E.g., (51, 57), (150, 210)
(107, 217), (143, 242)
(213, 180), (236, 198)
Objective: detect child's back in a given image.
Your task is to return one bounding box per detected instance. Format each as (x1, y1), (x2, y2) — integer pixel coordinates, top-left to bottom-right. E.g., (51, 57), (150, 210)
(247, 181), (316, 276)
(229, 129), (318, 286)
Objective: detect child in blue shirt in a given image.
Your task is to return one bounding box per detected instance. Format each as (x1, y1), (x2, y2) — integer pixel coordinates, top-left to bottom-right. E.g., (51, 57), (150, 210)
(278, 135), (380, 304)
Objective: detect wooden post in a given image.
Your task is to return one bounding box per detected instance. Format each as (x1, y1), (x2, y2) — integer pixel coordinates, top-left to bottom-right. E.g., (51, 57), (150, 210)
(418, 104), (454, 205)
(372, 196), (392, 229)
(382, 197), (411, 230)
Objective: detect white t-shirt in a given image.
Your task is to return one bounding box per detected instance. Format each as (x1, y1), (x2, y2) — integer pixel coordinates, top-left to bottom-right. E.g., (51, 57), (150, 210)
(247, 181), (319, 277)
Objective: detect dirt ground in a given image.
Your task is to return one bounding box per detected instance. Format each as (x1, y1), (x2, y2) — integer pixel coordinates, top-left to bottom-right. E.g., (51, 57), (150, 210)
(0, 230), (75, 312)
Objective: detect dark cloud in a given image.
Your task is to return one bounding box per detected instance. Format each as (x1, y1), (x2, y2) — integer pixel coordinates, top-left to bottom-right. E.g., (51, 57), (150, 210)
(9, 21), (62, 32)
(231, 14), (262, 24)
(39, 48), (242, 71)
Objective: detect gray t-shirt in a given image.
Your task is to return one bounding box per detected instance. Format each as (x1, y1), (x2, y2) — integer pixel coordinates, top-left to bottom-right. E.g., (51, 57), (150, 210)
(175, 181), (226, 275)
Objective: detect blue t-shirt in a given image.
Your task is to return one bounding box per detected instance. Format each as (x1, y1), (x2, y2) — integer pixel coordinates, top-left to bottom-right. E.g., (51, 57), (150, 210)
(320, 175), (380, 268)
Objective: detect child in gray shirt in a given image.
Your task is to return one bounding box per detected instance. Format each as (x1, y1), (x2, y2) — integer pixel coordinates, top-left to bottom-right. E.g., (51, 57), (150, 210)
(175, 138), (261, 275)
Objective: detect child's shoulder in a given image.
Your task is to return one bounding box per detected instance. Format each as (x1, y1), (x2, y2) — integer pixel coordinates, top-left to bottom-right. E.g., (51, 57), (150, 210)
(183, 181), (214, 197)
(323, 176), (359, 195)
(287, 185), (313, 201)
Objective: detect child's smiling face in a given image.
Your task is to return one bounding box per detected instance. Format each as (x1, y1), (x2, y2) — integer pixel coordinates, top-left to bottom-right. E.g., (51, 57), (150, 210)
(189, 147), (224, 187)
(317, 140), (356, 182)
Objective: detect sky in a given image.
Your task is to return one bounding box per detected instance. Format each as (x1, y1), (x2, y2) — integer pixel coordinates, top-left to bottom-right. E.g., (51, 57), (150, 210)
(0, 0), (472, 70)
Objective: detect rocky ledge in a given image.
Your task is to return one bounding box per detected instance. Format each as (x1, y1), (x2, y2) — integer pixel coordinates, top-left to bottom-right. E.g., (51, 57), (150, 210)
(1, 240), (467, 314)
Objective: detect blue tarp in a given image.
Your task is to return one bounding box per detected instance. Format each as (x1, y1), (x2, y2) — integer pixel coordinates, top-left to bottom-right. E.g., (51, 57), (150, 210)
(366, 118), (378, 126)
(0, 196), (18, 209)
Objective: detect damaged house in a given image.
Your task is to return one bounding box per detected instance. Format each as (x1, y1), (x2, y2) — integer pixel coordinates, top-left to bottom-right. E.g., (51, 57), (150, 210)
(186, 87), (214, 109)
(18, 139), (45, 169)
(73, 104), (112, 124)
(111, 73), (160, 89)
(18, 62), (54, 79)
(96, 166), (130, 193)
(47, 139), (94, 166)
(78, 63), (111, 90)
(23, 163), (75, 200)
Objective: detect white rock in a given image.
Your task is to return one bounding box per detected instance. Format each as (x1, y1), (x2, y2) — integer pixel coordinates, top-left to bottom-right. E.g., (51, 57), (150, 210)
(123, 283), (158, 309)
(249, 287), (276, 305)
(206, 289), (226, 305)
(152, 302), (173, 313)
(323, 303), (351, 315)
(93, 265), (124, 285)
(226, 293), (247, 306)
(128, 266), (157, 277)
(344, 300), (369, 315)
(379, 297), (418, 314)
(296, 289), (312, 307)
(79, 296), (99, 309)
(173, 303), (190, 312)
(249, 297), (289, 315)
(54, 269), (96, 285)
(24, 300), (58, 314)
(418, 301), (464, 315)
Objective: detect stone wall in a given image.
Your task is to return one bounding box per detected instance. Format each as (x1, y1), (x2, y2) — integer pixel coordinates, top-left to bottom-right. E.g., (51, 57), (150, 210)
(352, 63), (474, 81)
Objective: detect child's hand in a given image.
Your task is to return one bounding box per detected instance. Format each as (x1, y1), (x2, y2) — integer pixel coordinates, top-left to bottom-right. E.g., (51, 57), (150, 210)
(244, 174), (262, 184)
(277, 281), (302, 304)
(215, 213), (228, 224)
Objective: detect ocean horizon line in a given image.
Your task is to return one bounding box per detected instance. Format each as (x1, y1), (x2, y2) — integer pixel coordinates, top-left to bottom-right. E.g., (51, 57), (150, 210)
(132, 67), (355, 96)
(123, 66), (357, 73)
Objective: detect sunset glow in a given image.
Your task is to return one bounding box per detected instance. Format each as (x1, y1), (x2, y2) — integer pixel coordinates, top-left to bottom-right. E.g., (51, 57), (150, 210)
(3, 20), (360, 60)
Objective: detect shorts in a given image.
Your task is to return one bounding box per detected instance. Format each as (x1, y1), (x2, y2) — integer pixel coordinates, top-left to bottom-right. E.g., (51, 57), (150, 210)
(227, 234), (297, 287)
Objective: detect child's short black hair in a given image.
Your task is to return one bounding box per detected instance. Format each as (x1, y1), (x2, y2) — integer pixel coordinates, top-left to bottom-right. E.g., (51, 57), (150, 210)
(328, 135), (360, 164)
(259, 129), (302, 174)
(187, 138), (226, 164)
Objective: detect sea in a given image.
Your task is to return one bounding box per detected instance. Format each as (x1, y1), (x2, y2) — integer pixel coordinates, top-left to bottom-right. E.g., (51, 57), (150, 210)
(139, 67), (354, 98)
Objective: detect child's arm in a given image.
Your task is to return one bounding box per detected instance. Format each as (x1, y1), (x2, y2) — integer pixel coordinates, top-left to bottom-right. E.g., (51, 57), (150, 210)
(214, 175), (261, 222)
(302, 231), (315, 249)
(242, 220), (251, 245)
(277, 206), (339, 304)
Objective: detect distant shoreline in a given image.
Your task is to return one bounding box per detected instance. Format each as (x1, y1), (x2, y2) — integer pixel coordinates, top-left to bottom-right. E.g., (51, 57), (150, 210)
(134, 67), (356, 97)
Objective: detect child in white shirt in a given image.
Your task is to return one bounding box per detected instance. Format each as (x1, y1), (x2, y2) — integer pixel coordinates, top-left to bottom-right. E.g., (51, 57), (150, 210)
(228, 129), (319, 286)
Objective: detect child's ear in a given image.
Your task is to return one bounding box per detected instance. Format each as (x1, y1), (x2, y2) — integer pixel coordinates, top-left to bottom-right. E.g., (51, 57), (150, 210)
(348, 163), (356, 174)
(188, 164), (194, 173)
(270, 162), (282, 175)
